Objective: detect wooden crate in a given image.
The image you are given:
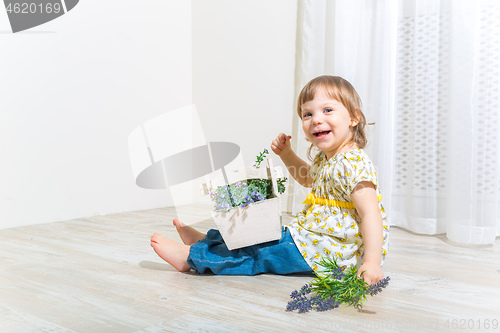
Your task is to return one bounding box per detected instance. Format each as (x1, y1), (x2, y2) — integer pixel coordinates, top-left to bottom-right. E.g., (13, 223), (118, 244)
(201, 159), (283, 250)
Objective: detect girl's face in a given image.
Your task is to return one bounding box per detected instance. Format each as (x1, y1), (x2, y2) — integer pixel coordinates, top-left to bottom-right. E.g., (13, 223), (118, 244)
(300, 88), (358, 160)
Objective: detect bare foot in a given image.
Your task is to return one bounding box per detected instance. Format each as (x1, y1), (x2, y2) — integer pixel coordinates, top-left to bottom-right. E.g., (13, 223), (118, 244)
(173, 218), (206, 245)
(150, 233), (191, 272)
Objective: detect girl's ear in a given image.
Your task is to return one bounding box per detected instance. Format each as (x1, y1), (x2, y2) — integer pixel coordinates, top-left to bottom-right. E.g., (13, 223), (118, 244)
(350, 109), (361, 127)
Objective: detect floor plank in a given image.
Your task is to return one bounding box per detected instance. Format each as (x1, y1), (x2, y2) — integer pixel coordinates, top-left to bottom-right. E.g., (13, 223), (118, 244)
(0, 206), (499, 332)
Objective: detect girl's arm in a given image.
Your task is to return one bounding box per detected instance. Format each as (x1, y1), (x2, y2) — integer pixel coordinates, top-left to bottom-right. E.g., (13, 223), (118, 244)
(350, 181), (384, 285)
(271, 133), (313, 188)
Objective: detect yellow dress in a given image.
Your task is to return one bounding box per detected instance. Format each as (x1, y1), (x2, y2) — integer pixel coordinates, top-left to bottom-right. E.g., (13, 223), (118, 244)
(287, 149), (390, 272)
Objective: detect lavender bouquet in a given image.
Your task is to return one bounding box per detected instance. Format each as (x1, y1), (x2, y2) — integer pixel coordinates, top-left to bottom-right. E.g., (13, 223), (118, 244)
(209, 149), (287, 211)
(286, 257), (390, 313)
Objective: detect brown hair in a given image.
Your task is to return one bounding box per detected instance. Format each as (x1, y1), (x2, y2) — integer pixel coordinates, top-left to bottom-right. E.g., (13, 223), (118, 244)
(297, 75), (372, 159)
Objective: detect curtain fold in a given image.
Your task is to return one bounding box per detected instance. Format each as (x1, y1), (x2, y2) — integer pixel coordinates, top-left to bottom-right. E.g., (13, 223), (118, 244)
(293, 0), (500, 245)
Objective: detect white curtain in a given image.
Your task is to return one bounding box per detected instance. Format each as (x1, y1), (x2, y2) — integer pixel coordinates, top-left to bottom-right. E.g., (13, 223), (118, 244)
(292, 0), (500, 245)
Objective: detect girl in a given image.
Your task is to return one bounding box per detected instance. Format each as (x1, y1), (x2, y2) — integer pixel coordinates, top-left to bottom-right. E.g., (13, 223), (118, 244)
(151, 75), (389, 284)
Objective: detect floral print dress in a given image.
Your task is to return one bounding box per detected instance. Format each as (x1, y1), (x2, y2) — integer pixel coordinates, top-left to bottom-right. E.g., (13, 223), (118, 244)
(287, 149), (390, 272)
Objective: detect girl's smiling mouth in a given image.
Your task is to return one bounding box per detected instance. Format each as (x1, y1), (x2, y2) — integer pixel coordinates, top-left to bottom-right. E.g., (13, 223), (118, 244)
(313, 130), (331, 138)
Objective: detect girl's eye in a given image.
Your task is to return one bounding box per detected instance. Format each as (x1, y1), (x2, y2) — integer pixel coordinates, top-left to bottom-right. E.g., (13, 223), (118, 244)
(302, 112), (312, 118)
(324, 108), (333, 113)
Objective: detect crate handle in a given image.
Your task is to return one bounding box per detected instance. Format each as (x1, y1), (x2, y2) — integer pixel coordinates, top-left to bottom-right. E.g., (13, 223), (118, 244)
(267, 158), (280, 198)
(200, 158), (281, 197)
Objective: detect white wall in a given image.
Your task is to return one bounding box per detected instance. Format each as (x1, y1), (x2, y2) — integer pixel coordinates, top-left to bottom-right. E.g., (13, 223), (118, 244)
(0, 1), (192, 229)
(0, 0), (298, 229)
(192, 0), (298, 168)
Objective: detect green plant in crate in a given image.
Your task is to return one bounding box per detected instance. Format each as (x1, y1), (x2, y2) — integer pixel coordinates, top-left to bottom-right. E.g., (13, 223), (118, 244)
(209, 149), (287, 211)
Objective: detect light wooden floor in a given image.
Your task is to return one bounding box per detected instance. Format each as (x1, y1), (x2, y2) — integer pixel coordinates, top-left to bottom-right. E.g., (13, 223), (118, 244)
(1, 206), (499, 333)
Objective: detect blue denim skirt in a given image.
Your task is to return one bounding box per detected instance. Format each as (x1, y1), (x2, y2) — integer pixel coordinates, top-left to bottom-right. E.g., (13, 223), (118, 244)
(187, 227), (313, 275)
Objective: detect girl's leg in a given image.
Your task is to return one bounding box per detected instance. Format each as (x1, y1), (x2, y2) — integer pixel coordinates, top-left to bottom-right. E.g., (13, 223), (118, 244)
(188, 227), (313, 275)
(173, 218), (206, 245)
(150, 233), (191, 272)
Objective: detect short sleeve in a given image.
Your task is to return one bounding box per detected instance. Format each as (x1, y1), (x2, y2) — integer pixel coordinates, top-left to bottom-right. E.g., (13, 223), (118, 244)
(337, 151), (379, 197)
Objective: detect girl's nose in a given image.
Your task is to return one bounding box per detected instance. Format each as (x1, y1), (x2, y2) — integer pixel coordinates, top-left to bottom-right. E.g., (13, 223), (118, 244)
(312, 114), (324, 125)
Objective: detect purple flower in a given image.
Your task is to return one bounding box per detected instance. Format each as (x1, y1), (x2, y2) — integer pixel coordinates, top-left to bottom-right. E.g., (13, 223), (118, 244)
(331, 267), (345, 280)
(287, 283), (340, 313)
(315, 298), (341, 312)
(367, 276), (390, 296)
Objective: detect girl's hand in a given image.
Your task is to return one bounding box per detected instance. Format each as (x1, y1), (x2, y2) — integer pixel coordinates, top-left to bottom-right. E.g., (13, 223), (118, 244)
(357, 262), (384, 285)
(271, 133), (292, 156)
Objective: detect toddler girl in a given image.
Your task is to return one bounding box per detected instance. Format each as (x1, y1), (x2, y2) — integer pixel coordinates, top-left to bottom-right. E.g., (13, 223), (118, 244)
(151, 75), (389, 284)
